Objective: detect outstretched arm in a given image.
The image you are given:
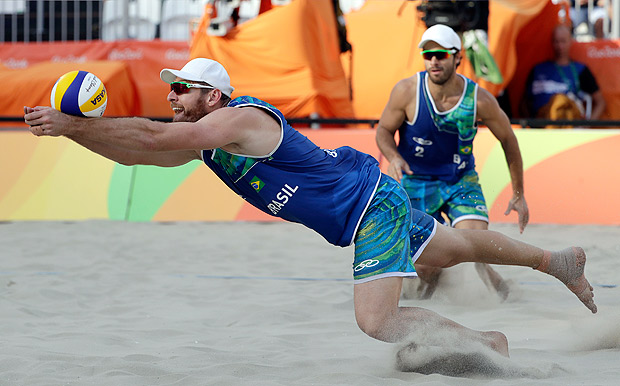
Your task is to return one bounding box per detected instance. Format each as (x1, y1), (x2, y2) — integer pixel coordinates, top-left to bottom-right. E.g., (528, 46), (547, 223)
(375, 78), (416, 181)
(476, 88), (529, 233)
(23, 106), (230, 152)
(24, 104), (281, 164)
(66, 135), (199, 166)
(24, 106), (198, 166)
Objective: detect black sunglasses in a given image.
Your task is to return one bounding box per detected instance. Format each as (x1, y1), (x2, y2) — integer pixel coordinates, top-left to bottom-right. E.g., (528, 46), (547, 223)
(421, 49), (458, 60)
(170, 81), (214, 95)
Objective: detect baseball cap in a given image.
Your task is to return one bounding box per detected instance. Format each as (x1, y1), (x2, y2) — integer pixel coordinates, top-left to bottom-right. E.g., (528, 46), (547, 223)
(418, 24), (462, 51)
(160, 58), (234, 97)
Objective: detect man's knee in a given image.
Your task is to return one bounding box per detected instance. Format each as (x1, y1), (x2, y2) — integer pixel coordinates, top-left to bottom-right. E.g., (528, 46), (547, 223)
(355, 309), (388, 340)
(355, 304), (407, 342)
(353, 277), (403, 341)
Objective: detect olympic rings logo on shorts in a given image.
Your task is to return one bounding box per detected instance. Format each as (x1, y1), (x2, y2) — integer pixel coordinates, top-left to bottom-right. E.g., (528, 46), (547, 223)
(354, 259), (380, 272)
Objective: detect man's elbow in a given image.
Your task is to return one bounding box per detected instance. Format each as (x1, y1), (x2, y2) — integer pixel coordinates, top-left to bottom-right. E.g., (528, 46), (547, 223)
(375, 125), (394, 141)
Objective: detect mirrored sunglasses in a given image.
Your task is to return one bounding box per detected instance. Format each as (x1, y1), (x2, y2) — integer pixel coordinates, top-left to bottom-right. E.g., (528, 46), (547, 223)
(170, 81), (214, 95)
(421, 49), (457, 60)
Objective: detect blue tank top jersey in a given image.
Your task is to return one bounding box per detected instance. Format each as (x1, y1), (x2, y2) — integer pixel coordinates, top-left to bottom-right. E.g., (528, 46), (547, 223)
(201, 96), (382, 247)
(397, 72), (478, 183)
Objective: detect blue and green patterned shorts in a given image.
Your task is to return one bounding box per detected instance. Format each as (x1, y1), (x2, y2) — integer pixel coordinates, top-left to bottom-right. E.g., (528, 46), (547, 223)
(353, 174), (437, 283)
(401, 169), (488, 226)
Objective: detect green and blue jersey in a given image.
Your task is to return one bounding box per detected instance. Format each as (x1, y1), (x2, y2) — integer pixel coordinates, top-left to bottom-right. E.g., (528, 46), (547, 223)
(201, 96), (381, 247)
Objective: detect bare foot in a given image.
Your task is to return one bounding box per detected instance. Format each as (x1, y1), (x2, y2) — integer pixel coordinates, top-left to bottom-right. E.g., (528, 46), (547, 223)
(538, 247), (597, 314)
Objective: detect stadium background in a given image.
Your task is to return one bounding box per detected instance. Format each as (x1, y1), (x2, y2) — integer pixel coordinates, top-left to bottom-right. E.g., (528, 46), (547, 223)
(1, 0), (619, 224)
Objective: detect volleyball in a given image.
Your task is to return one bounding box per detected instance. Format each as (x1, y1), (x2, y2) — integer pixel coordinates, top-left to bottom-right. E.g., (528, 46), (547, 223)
(50, 70), (107, 117)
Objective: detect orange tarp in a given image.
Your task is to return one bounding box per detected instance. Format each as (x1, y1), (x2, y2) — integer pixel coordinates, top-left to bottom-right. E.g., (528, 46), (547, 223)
(0, 40), (190, 118)
(189, 0), (354, 118)
(0, 60), (139, 121)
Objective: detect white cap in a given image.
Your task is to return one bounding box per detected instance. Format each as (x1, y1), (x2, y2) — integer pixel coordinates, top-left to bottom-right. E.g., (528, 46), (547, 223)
(160, 58), (234, 97)
(418, 24), (462, 51)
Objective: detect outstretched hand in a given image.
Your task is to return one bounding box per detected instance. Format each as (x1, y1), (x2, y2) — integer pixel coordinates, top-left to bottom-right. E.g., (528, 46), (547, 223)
(504, 195), (529, 233)
(23, 106), (76, 137)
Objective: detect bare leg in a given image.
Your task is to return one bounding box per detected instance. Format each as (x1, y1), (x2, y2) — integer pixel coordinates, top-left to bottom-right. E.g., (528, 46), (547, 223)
(354, 276), (509, 356)
(411, 262), (509, 301)
(408, 220), (511, 301)
(455, 220), (510, 300)
(416, 225), (597, 313)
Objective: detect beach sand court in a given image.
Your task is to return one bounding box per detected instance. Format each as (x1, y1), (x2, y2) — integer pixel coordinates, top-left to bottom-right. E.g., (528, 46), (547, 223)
(1, 221), (619, 385)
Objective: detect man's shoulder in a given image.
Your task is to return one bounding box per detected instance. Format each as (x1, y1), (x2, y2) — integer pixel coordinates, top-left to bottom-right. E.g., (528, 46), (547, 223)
(392, 75), (419, 99)
(458, 73), (478, 84)
(399, 73), (421, 87)
(228, 96), (283, 121)
(474, 86), (497, 110)
(229, 95), (275, 109)
(458, 74), (481, 93)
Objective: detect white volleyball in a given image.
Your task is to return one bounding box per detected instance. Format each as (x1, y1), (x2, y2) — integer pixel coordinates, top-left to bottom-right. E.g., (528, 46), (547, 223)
(50, 70), (107, 117)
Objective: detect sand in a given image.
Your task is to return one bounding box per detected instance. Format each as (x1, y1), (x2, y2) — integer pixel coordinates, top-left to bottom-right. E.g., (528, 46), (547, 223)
(1, 220), (619, 385)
